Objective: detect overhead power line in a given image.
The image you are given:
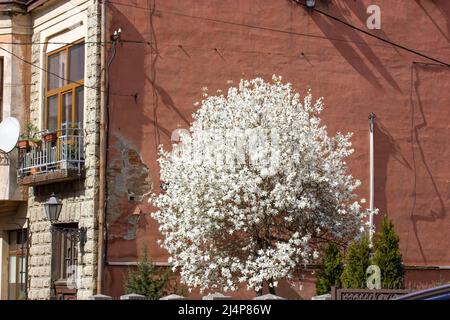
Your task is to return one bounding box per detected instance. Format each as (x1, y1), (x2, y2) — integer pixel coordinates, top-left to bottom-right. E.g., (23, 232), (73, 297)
(107, 0), (450, 67)
(0, 40), (148, 46)
(0, 45), (134, 97)
(291, 0), (450, 67)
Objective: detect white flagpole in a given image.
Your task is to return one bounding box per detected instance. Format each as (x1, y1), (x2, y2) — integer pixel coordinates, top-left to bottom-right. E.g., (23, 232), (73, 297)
(369, 112), (376, 243)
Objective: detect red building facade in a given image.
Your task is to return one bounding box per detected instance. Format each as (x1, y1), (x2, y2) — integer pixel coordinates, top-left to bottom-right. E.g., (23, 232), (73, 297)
(103, 0), (450, 299)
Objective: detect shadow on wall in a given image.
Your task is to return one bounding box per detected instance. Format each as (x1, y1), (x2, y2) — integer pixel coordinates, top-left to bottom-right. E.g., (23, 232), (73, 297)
(311, 2), (401, 92)
(143, 2), (192, 149)
(106, 3), (150, 251)
(145, 75), (191, 130)
(415, 0), (450, 42)
(105, 0), (192, 280)
(373, 120), (412, 226)
(307, 1), (401, 92)
(407, 63), (448, 263)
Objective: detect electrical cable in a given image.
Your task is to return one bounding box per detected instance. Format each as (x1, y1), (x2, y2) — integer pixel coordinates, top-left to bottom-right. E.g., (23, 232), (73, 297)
(290, 0), (450, 67)
(102, 28), (119, 269)
(0, 40), (147, 45)
(107, 1), (393, 49)
(0, 44), (135, 97)
(107, 0), (450, 67)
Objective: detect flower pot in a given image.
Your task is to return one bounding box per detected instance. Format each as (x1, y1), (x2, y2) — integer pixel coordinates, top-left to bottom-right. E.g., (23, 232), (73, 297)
(17, 140), (29, 150)
(43, 132), (58, 143)
(30, 167), (40, 175)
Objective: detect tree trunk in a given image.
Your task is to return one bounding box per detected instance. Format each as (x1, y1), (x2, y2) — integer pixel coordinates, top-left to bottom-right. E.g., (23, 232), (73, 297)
(256, 287), (263, 296)
(268, 278), (276, 295)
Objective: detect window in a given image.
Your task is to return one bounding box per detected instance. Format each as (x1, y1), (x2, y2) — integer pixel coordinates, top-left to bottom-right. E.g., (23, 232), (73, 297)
(0, 57), (3, 122)
(54, 224), (79, 281)
(8, 229), (28, 300)
(45, 41), (85, 133)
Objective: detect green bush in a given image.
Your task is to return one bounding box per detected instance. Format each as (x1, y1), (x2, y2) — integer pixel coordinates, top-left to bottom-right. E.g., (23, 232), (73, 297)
(124, 245), (171, 299)
(20, 123), (40, 143)
(372, 215), (404, 289)
(315, 243), (344, 295)
(341, 236), (371, 289)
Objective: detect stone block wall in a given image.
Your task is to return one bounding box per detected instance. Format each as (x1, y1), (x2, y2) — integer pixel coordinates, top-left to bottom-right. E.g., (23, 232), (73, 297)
(26, 0), (102, 300)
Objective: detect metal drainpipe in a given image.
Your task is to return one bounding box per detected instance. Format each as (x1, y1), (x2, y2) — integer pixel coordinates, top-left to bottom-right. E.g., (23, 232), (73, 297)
(368, 112), (376, 243)
(97, 0), (108, 295)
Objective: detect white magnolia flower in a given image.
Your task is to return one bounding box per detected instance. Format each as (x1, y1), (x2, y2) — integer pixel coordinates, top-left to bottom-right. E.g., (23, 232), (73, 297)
(151, 76), (375, 292)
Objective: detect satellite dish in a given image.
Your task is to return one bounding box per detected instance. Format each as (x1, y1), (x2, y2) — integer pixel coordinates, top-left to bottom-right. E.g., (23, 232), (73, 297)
(0, 117), (21, 153)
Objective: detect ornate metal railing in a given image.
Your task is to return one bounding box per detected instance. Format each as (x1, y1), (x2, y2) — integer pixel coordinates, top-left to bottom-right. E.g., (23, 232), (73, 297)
(17, 123), (84, 184)
(331, 287), (411, 300)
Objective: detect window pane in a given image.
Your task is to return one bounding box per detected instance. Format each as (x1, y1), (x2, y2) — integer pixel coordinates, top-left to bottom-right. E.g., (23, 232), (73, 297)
(19, 256), (26, 284)
(9, 255), (17, 284)
(47, 96), (58, 132)
(62, 92), (73, 129)
(17, 229), (27, 247)
(75, 87), (84, 129)
(69, 43), (85, 83)
(55, 225), (79, 280)
(48, 51), (66, 90)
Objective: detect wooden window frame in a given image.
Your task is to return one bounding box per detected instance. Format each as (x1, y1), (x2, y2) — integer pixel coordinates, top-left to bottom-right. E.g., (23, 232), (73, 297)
(54, 224), (79, 281)
(7, 229), (29, 300)
(45, 40), (85, 132)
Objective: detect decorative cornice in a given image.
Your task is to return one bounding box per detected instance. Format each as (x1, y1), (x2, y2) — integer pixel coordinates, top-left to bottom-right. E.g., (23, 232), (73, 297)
(0, 0), (50, 13)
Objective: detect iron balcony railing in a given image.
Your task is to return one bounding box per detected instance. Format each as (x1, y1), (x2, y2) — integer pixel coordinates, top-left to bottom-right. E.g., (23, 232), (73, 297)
(17, 123), (85, 179)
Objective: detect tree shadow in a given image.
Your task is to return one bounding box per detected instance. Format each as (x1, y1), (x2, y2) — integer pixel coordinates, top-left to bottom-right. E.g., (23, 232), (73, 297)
(373, 120), (412, 225)
(309, 4), (401, 91)
(145, 75), (191, 127)
(340, 0), (402, 57)
(408, 63), (448, 263)
(416, 0), (450, 42)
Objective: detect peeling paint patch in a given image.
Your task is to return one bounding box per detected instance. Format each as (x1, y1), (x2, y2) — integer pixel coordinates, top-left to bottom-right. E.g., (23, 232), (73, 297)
(124, 215), (142, 240)
(107, 134), (153, 240)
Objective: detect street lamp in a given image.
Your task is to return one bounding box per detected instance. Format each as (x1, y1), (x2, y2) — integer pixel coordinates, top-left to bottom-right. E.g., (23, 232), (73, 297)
(44, 193), (63, 223)
(43, 193), (86, 246)
(306, 0), (316, 8)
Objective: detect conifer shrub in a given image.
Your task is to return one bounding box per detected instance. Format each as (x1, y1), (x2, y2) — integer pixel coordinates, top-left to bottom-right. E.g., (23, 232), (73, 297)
(124, 245), (174, 299)
(341, 236), (371, 289)
(315, 243), (344, 295)
(372, 215), (404, 289)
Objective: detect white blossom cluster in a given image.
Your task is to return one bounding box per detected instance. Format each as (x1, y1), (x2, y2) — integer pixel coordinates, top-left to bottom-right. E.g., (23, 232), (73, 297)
(151, 76), (375, 293)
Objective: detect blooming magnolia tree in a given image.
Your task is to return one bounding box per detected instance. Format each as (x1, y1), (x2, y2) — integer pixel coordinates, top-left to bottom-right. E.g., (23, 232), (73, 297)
(151, 76), (373, 294)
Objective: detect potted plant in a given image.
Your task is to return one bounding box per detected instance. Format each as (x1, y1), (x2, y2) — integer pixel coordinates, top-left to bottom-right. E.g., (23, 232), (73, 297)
(30, 166), (40, 175)
(42, 130), (58, 143)
(18, 123), (41, 150)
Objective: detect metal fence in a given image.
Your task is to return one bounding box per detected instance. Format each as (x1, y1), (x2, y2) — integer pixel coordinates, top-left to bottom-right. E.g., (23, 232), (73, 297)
(88, 293), (286, 300)
(330, 287), (411, 300)
(18, 124), (84, 178)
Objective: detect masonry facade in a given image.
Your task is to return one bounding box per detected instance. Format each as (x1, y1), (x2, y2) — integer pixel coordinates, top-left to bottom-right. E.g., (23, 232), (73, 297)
(0, 0), (101, 300)
(27, 0), (101, 300)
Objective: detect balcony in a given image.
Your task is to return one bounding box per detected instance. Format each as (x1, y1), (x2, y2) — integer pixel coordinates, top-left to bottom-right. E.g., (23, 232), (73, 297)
(17, 125), (85, 186)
